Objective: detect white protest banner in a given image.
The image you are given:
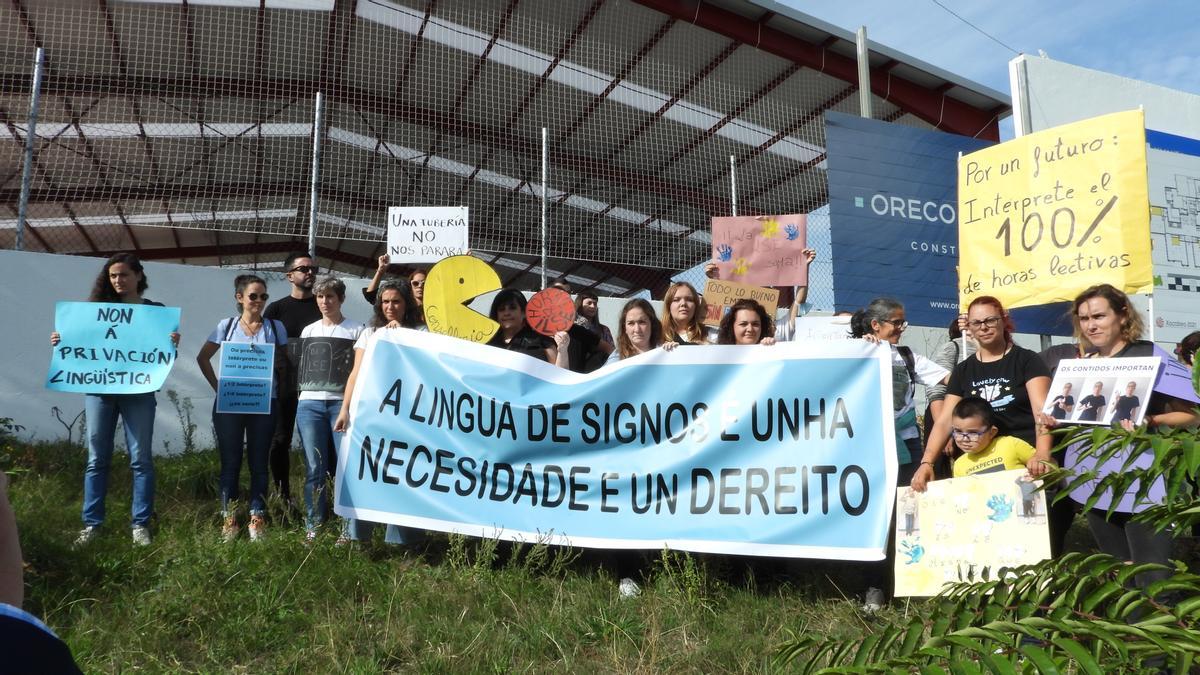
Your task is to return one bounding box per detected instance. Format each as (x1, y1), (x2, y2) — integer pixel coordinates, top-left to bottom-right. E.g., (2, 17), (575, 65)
(386, 206), (469, 263)
(788, 315), (853, 343)
(336, 330), (897, 559)
(1044, 357), (1161, 426)
(894, 469), (1050, 597)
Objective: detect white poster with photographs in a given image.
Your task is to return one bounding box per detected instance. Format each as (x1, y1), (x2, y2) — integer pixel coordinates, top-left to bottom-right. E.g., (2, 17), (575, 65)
(894, 469), (1051, 597)
(1043, 357), (1161, 426)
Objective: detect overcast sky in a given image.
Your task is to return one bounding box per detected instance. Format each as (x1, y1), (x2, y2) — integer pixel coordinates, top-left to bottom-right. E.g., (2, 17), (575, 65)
(785, 0), (1199, 105)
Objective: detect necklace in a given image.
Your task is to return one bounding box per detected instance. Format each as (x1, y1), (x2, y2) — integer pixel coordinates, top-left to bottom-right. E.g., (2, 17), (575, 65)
(240, 317), (263, 337)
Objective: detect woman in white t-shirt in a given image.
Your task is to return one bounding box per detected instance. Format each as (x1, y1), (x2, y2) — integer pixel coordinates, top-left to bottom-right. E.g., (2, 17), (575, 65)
(333, 278), (422, 546)
(294, 276), (364, 541)
(196, 274), (287, 542)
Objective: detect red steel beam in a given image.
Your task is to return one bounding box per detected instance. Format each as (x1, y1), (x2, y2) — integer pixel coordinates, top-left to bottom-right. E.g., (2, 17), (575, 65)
(629, 0), (1002, 140)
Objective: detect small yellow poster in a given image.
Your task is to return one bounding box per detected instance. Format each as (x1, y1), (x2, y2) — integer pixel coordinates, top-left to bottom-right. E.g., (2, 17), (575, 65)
(957, 110), (1152, 309)
(894, 469), (1051, 597)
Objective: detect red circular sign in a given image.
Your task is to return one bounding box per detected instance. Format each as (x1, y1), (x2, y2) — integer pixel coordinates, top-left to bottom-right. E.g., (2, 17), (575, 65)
(525, 288), (576, 336)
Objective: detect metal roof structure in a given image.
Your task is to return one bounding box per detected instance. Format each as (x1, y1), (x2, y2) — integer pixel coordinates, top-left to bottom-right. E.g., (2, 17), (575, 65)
(0, 0), (1009, 296)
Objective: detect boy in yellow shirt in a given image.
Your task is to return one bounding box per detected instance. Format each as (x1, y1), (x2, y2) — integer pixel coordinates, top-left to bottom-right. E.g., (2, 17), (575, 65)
(949, 396), (1039, 478)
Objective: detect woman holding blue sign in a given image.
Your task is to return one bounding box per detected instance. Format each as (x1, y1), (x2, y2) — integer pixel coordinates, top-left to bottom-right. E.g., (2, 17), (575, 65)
(196, 274), (287, 542)
(50, 253), (178, 547)
(333, 279), (424, 546)
(852, 297), (949, 610)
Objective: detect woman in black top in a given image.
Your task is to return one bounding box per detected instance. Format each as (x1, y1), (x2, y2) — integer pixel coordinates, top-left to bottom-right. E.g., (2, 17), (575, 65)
(49, 253), (178, 547)
(1049, 383), (1074, 420)
(1108, 381), (1141, 423)
(913, 295), (1053, 490)
(1076, 381), (1106, 422)
(485, 289), (568, 367)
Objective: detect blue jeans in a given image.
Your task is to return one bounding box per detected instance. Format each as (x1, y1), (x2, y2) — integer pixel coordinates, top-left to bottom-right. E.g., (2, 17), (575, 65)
(212, 402), (276, 515)
(83, 393), (157, 527)
(344, 519), (422, 546)
(295, 398), (343, 530)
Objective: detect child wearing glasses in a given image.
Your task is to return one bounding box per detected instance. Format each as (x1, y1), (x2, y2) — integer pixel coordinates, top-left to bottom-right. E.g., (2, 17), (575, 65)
(948, 396), (1041, 478)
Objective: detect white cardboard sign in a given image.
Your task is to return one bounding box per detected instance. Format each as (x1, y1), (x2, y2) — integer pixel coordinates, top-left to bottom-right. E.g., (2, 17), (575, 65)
(386, 206), (469, 263)
(1043, 357), (1162, 426)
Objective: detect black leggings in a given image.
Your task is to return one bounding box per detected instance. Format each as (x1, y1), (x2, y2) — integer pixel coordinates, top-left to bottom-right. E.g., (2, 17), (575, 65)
(1086, 509), (1174, 593)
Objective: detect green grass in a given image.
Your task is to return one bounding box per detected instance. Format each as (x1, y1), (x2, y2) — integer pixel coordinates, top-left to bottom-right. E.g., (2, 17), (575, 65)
(1, 440), (1005, 672)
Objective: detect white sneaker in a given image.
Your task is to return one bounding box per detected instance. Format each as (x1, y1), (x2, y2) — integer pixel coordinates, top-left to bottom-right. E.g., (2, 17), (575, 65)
(74, 526), (100, 547)
(862, 586), (885, 613)
(248, 514), (266, 542)
(618, 578), (642, 598)
(131, 526), (152, 547)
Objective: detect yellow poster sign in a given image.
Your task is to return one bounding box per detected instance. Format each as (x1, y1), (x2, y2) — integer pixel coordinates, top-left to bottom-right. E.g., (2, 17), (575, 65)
(958, 110), (1152, 309)
(423, 255), (501, 344)
(894, 470), (1051, 597)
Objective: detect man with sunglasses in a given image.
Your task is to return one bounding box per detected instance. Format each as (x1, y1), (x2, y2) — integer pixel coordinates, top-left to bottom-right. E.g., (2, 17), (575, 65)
(264, 252), (324, 510)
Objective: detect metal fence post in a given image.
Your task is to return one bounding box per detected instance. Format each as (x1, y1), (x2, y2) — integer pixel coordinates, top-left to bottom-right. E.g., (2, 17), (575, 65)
(540, 127), (548, 290)
(16, 47), (46, 252)
(308, 91), (325, 261)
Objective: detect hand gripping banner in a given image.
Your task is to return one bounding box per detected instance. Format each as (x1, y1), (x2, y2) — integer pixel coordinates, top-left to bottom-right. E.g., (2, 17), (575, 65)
(335, 330), (897, 560)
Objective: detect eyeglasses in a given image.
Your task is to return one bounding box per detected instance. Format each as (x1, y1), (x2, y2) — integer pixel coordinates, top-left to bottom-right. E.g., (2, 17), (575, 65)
(410, 280), (425, 287)
(950, 429), (988, 441)
(288, 265), (318, 274)
(882, 319), (909, 330)
(242, 292), (269, 302)
(967, 316), (1003, 330)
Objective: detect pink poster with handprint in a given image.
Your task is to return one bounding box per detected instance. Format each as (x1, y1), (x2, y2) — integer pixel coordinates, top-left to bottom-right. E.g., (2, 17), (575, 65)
(711, 214), (808, 287)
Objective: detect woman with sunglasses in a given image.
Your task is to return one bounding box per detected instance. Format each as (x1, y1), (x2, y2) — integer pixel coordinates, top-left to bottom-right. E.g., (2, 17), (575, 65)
(197, 275), (288, 542)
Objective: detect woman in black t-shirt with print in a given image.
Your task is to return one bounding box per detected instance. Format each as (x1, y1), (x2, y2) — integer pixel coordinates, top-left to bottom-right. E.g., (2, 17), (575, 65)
(913, 295), (1054, 488)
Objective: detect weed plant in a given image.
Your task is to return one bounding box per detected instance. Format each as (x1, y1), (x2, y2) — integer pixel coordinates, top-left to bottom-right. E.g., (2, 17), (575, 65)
(7, 440), (902, 673)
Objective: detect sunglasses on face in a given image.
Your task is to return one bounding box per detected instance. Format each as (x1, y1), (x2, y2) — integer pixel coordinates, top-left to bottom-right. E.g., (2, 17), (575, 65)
(882, 319), (909, 330)
(289, 265), (318, 274)
(410, 280), (425, 287)
(242, 292), (269, 302)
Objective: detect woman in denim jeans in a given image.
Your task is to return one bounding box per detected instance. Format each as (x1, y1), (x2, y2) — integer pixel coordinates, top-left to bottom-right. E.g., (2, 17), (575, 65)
(196, 274), (286, 542)
(333, 278), (423, 546)
(294, 276), (363, 541)
(51, 253), (178, 547)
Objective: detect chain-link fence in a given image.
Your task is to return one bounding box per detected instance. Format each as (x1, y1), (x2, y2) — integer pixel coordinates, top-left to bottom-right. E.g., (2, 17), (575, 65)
(1, 0), (958, 298)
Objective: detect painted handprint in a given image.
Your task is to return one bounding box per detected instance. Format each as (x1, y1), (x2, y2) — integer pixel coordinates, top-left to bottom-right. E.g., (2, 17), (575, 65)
(784, 223), (800, 240)
(899, 539), (925, 564)
(732, 257), (749, 276)
(986, 494), (1013, 522)
(716, 243), (733, 262)
(760, 218), (780, 239)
